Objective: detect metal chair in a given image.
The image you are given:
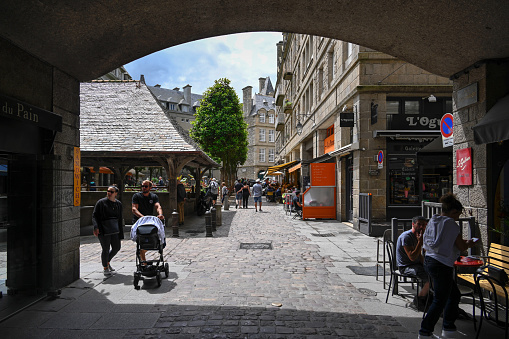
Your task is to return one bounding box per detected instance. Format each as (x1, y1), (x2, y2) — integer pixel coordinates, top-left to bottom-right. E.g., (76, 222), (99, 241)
(284, 194), (293, 215)
(475, 272), (508, 339)
(385, 240), (422, 307)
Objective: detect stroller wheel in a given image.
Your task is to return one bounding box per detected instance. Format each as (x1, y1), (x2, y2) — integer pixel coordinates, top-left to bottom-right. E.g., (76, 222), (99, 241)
(156, 272), (162, 287)
(164, 263), (169, 278)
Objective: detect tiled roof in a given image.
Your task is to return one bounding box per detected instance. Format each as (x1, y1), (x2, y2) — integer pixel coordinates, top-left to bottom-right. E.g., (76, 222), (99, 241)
(251, 93), (276, 116)
(260, 76), (274, 96)
(80, 81), (206, 154)
(147, 85), (202, 105)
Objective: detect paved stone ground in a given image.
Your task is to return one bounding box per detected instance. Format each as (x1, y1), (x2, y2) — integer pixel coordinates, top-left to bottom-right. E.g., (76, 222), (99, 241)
(0, 201), (502, 338)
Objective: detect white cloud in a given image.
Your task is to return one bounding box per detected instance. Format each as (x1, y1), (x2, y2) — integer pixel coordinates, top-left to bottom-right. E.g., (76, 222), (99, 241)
(125, 32), (282, 98)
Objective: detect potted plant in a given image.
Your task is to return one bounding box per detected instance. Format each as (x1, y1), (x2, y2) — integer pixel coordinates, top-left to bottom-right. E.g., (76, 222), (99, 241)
(284, 100), (293, 113)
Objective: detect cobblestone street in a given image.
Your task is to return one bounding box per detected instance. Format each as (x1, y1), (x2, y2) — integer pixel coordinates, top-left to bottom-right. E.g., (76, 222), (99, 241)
(1, 201), (492, 338)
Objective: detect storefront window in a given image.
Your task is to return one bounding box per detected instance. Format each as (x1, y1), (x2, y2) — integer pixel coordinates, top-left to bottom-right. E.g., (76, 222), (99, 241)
(303, 187), (335, 207)
(422, 166), (452, 202)
(404, 100), (420, 114)
(0, 157), (7, 225)
(388, 156), (419, 205)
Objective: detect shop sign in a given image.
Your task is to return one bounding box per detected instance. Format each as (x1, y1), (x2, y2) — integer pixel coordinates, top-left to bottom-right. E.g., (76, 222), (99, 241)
(310, 163), (335, 186)
(457, 82), (478, 109)
(0, 93), (62, 132)
(339, 113), (354, 127)
(74, 147), (81, 206)
(456, 147), (472, 185)
(440, 113), (454, 147)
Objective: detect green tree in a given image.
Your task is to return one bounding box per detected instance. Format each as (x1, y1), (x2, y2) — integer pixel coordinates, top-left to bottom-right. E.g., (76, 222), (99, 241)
(190, 78), (248, 188)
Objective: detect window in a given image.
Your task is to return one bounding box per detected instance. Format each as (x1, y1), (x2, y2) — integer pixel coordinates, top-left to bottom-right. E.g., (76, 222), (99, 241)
(327, 50), (334, 87)
(269, 130), (275, 142)
(404, 101), (420, 115)
(186, 119), (189, 122)
(181, 118), (184, 122)
(387, 101), (400, 115)
(318, 67), (324, 97)
(182, 106), (189, 112)
(268, 149), (275, 163)
(268, 113), (274, 124)
(259, 112), (266, 123)
(170, 104), (175, 110)
(259, 128), (266, 142)
(259, 149), (266, 162)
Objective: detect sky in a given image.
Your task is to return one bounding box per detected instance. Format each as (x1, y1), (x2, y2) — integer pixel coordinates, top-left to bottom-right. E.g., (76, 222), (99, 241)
(124, 32), (282, 99)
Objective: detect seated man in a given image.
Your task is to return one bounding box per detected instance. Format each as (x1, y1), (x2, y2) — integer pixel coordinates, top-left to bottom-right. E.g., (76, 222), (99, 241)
(396, 216), (430, 309)
(292, 190), (302, 216)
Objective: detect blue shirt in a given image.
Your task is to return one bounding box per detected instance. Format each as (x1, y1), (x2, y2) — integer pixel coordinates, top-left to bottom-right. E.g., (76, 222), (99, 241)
(396, 229), (419, 269)
(252, 183), (263, 197)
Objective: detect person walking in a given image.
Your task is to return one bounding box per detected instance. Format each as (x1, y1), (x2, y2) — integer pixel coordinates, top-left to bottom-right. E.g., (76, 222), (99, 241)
(92, 185), (124, 277)
(208, 178), (219, 205)
(177, 178), (186, 225)
(418, 193), (477, 339)
(252, 178), (263, 212)
(221, 182), (229, 205)
(234, 179), (243, 209)
(241, 180), (250, 209)
(132, 180), (164, 262)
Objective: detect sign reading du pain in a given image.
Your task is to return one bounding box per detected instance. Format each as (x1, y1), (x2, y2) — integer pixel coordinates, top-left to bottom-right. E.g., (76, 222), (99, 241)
(0, 93), (62, 132)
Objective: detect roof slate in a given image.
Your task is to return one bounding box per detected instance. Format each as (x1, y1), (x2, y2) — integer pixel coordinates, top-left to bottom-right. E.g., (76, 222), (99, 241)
(148, 85), (202, 105)
(80, 81), (204, 153)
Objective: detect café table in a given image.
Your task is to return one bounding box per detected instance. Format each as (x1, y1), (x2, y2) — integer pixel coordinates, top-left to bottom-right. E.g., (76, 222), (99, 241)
(454, 256), (484, 327)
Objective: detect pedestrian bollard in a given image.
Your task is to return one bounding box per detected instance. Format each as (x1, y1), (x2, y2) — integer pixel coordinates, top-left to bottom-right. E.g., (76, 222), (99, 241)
(215, 202), (222, 226)
(224, 195), (230, 210)
(172, 209), (179, 238)
(205, 210), (213, 237)
(211, 206), (217, 232)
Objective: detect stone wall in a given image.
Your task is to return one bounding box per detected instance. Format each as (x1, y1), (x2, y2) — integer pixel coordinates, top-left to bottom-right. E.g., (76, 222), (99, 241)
(0, 36), (81, 290)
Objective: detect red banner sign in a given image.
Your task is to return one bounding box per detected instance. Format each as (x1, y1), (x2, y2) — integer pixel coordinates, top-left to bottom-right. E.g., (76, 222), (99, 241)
(456, 147), (472, 186)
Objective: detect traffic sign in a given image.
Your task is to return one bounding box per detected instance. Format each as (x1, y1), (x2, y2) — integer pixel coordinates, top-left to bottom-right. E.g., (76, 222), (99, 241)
(440, 113), (454, 138)
(377, 150), (383, 169)
(440, 113), (454, 147)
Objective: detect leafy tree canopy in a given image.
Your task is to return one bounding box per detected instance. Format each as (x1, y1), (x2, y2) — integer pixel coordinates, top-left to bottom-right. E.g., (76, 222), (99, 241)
(190, 78), (248, 180)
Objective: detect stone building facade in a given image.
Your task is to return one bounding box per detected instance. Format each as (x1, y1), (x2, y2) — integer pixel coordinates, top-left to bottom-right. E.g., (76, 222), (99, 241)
(147, 83), (202, 132)
(274, 33), (453, 226)
(239, 77), (276, 180)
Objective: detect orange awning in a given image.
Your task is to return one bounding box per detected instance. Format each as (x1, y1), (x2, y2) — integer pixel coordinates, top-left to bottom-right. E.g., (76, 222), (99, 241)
(288, 163), (301, 173)
(86, 166), (114, 174)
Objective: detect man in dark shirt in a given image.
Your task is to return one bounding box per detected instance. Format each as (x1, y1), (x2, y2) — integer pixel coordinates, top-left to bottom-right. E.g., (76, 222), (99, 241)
(293, 190), (302, 216)
(234, 179), (243, 209)
(132, 180), (164, 261)
(396, 216), (430, 309)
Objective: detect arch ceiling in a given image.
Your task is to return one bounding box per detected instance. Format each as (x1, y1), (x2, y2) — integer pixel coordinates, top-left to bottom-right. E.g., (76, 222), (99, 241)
(1, 1), (508, 81)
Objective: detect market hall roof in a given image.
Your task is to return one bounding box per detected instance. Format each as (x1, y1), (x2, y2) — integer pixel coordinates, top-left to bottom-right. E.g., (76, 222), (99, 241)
(80, 80), (218, 168)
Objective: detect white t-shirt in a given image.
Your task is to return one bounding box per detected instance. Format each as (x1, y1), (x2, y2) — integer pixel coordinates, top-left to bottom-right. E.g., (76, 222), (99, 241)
(423, 214), (460, 267)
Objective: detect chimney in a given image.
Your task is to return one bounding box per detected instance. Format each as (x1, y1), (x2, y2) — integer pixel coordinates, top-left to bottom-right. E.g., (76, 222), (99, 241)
(140, 74), (145, 84)
(154, 84), (161, 88)
(173, 87), (180, 91)
(258, 77), (266, 94)
(183, 84), (191, 104)
(242, 86), (253, 116)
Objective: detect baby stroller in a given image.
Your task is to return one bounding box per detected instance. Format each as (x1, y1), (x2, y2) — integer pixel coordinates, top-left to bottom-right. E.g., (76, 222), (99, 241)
(130, 216), (169, 289)
(197, 190), (213, 216)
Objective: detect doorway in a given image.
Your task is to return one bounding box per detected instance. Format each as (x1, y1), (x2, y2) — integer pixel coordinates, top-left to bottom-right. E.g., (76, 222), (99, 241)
(345, 156), (353, 222)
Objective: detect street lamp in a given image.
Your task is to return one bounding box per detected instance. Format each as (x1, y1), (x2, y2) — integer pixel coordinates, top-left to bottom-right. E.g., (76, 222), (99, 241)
(295, 113), (315, 136)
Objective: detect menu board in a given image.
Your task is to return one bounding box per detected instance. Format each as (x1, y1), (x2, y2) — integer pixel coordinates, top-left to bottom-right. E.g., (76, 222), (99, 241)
(311, 163), (335, 186)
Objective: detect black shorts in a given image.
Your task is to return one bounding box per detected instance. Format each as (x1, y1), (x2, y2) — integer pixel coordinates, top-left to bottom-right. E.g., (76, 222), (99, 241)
(211, 193), (218, 200)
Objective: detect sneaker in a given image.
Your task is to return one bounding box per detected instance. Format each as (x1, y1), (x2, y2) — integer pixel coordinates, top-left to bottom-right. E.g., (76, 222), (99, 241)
(259, 209), (262, 212)
(441, 329), (458, 338)
(108, 264), (115, 272)
(103, 268), (112, 277)
(418, 333), (440, 339)
(235, 204), (238, 209)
